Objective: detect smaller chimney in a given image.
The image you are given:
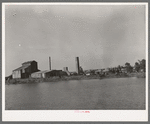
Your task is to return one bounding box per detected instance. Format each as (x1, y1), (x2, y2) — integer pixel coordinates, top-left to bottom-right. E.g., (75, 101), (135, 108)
(49, 57), (51, 70)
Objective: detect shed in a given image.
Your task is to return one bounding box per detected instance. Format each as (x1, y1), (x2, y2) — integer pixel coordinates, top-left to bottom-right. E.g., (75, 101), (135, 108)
(31, 70), (67, 78)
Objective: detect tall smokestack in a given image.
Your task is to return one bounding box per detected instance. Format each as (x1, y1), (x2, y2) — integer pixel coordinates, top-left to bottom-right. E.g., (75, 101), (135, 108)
(75, 57), (80, 74)
(49, 57), (51, 70)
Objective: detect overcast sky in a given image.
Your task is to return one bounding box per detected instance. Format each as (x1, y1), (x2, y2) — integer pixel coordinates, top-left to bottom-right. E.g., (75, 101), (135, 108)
(5, 4), (146, 76)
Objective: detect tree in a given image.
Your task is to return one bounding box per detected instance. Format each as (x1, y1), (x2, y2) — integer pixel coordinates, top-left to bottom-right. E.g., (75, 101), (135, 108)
(134, 62), (140, 72)
(138, 59), (146, 72)
(125, 62), (130, 67)
(125, 62), (132, 73)
(118, 65), (121, 71)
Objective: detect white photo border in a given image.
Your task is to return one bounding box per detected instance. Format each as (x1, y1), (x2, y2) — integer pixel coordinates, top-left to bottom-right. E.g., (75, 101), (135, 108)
(2, 2), (148, 121)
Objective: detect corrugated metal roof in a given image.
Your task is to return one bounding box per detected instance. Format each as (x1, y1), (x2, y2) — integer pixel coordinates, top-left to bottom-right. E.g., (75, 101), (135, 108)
(22, 60), (36, 65)
(31, 70), (62, 74)
(31, 70), (53, 74)
(13, 65), (30, 71)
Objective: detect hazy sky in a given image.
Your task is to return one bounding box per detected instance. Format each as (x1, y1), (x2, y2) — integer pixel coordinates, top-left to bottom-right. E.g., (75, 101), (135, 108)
(5, 4), (146, 76)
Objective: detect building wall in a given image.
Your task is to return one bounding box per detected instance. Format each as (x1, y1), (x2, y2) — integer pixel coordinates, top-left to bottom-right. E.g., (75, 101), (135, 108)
(12, 61), (39, 79)
(60, 71), (68, 76)
(22, 61), (38, 78)
(44, 70), (63, 78)
(22, 63), (31, 66)
(31, 61), (38, 72)
(12, 70), (21, 79)
(22, 61), (38, 73)
(45, 71), (58, 77)
(31, 73), (42, 78)
(20, 67), (30, 78)
(31, 70), (65, 78)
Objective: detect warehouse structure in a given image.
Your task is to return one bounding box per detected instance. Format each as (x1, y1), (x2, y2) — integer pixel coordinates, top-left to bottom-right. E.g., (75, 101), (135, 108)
(31, 70), (67, 78)
(12, 60), (39, 79)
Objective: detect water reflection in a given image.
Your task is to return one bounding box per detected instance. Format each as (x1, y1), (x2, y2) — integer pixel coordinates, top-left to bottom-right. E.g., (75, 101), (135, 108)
(5, 78), (145, 110)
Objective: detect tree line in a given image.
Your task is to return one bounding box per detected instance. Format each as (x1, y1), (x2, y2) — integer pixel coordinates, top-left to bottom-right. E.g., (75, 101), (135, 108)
(128, 59), (146, 73)
(104, 59), (146, 74)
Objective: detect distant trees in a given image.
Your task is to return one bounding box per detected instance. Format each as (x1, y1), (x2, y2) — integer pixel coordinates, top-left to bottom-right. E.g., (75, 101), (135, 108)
(98, 59), (146, 75)
(138, 59), (146, 72)
(134, 62), (140, 72)
(117, 65), (121, 72)
(134, 59), (146, 72)
(125, 62), (133, 73)
(140, 59), (146, 72)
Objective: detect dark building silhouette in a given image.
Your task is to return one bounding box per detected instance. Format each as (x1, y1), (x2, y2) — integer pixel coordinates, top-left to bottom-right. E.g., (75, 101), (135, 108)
(12, 60), (39, 79)
(31, 70), (67, 78)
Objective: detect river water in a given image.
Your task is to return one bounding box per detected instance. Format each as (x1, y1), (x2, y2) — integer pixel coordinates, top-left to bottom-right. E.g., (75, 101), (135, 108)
(5, 78), (145, 110)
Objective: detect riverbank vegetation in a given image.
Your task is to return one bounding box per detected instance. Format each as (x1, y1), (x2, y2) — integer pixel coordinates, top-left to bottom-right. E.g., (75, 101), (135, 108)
(5, 59), (146, 85)
(5, 72), (145, 85)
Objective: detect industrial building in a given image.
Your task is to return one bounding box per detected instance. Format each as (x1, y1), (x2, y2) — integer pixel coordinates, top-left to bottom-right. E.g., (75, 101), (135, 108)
(63, 67), (71, 76)
(31, 70), (67, 78)
(12, 57), (83, 79)
(12, 60), (39, 79)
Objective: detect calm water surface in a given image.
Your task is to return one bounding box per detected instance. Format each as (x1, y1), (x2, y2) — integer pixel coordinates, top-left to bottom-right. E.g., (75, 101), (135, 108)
(5, 78), (145, 110)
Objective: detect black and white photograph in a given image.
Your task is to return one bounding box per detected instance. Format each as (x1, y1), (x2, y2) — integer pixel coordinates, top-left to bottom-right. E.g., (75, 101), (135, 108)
(2, 2), (148, 121)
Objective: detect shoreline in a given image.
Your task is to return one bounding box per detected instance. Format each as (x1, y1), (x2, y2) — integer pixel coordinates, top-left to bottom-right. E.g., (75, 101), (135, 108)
(5, 72), (145, 85)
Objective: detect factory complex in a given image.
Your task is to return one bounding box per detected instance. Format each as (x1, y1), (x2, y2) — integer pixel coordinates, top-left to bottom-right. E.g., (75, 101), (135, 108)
(8, 56), (145, 80)
(12, 57), (82, 79)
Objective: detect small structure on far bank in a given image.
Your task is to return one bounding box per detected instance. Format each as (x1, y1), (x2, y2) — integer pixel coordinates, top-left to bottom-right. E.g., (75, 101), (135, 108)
(63, 67), (71, 76)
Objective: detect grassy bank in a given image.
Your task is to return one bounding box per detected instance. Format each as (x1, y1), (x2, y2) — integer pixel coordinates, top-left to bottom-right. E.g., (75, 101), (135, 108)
(5, 72), (145, 85)
(6, 75), (101, 85)
(136, 72), (146, 78)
